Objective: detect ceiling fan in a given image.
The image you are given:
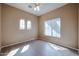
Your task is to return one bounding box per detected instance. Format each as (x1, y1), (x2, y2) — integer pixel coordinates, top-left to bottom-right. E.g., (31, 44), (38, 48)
(34, 3), (40, 11)
(28, 3), (43, 11)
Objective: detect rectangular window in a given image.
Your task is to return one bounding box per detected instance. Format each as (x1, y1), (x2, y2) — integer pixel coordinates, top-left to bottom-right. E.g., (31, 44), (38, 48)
(19, 19), (25, 30)
(27, 20), (31, 30)
(44, 20), (52, 36)
(44, 17), (61, 38)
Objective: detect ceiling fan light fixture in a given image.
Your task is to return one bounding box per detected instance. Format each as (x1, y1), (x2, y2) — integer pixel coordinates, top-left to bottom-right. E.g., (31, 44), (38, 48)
(34, 3), (40, 12)
(34, 7), (37, 11)
(37, 6), (40, 11)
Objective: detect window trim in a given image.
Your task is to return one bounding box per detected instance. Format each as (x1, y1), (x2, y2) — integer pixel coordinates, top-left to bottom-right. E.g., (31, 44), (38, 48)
(27, 20), (31, 30)
(44, 17), (61, 38)
(19, 19), (26, 30)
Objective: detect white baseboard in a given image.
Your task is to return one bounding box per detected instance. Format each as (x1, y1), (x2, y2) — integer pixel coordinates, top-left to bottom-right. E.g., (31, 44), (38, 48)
(39, 39), (78, 51)
(0, 47), (1, 52)
(1, 37), (37, 48)
(78, 49), (79, 53)
(1, 38), (78, 53)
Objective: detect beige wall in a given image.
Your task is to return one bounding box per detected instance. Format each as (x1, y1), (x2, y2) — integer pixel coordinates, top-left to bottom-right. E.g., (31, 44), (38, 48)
(0, 3), (78, 51)
(78, 4), (79, 52)
(38, 4), (78, 49)
(1, 4), (38, 46)
(0, 4), (1, 50)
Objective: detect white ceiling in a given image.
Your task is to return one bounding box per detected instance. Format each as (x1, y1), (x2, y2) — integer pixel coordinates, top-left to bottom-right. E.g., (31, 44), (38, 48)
(6, 3), (67, 16)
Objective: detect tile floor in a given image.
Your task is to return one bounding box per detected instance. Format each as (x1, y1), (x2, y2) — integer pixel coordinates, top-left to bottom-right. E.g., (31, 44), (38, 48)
(0, 40), (78, 56)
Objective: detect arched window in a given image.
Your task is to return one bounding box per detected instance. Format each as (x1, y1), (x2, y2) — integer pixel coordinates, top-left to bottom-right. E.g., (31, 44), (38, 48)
(19, 19), (25, 30)
(27, 20), (31, 30)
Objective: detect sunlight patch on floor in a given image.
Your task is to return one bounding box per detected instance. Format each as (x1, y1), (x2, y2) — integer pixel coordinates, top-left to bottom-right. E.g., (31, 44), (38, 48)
(21, 44), (30, 53)
(7, 48), (19, 56)
(48, 43), (68, 51)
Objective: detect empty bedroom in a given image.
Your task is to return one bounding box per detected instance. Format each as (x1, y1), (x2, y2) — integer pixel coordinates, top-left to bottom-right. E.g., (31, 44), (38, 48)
(0, 3), (79, 56)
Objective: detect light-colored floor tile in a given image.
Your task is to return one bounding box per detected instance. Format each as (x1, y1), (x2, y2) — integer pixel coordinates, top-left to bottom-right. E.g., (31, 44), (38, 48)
(0, 40), (78, 56)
